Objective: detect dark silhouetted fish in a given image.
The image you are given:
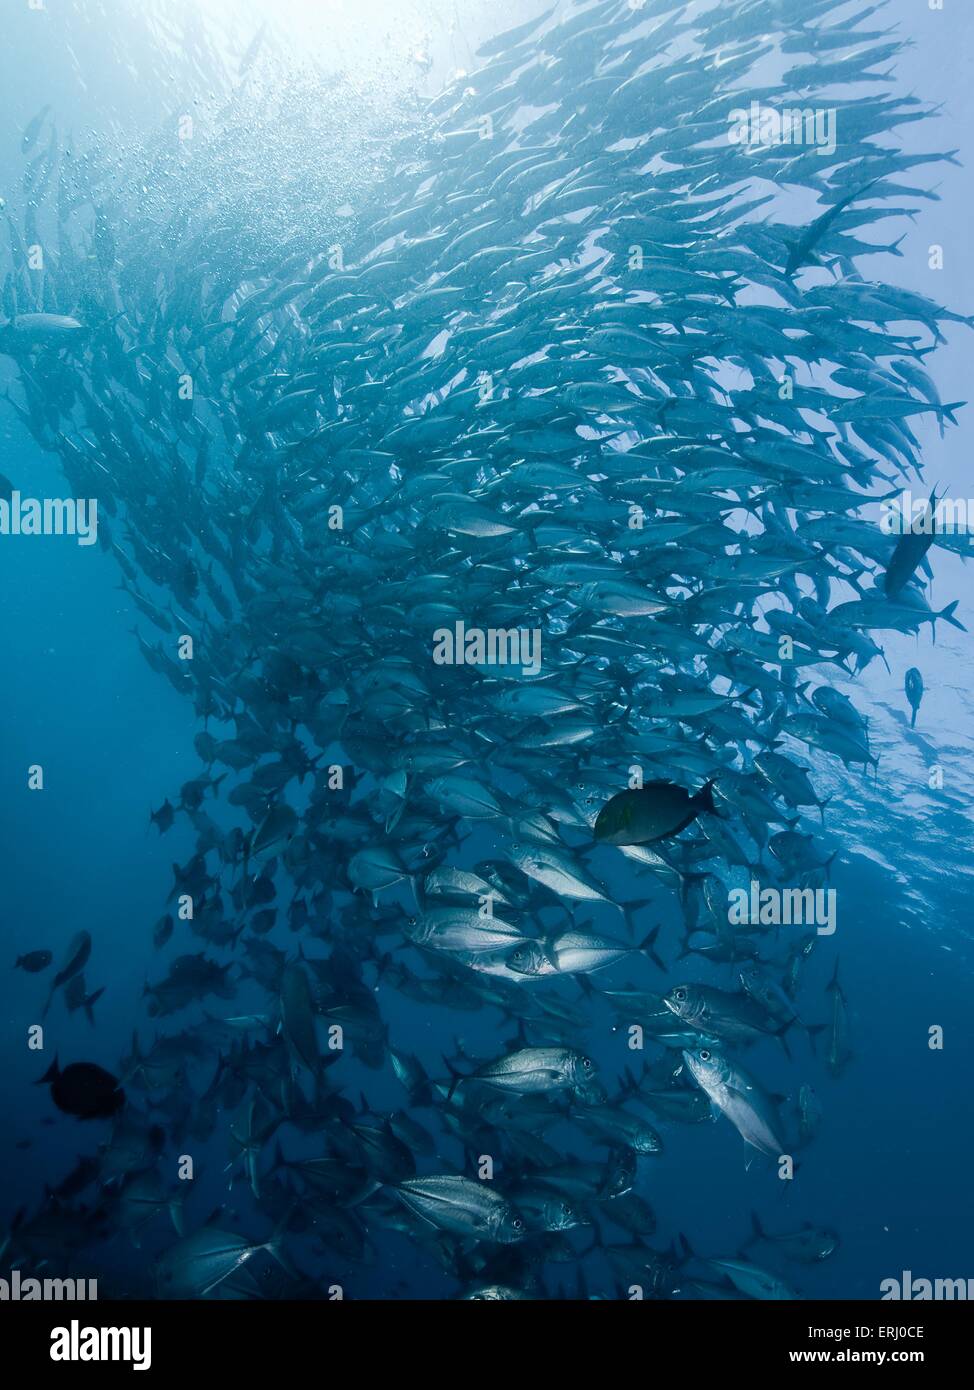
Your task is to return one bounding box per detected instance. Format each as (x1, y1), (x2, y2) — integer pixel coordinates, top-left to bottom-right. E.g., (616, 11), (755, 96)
(38, 1057), (125, 1120)
(15, 950), (52, 973)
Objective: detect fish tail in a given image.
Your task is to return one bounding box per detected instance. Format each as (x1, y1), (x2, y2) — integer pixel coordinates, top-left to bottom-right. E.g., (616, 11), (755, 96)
(83, 987), (105, 1026)
(622, 897), (653, 938)
(442, 1053), (466, 1102)
(940, 600), (966, 631)
(619, 1064), (640, 1097)
(679, 872), (709, 908)
(37, 1055), (59, 1085)
(638, 925), (666, 973)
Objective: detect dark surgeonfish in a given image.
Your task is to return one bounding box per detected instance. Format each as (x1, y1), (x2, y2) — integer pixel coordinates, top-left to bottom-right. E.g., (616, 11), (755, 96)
(15, 950), (52, 973)
(38, 1057), (125, 1120)
(594, 783), (716, 845)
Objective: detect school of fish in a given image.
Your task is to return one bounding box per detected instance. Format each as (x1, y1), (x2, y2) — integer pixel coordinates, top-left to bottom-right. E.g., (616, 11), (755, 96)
(1, 0), (970, 1300)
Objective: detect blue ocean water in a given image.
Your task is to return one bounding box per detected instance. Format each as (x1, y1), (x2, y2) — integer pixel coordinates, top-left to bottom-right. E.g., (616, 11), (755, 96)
(1, 0), (972, 1301)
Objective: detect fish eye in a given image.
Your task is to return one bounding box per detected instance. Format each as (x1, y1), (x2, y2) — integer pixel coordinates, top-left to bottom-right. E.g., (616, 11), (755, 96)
(563, 1204), (574, 1217)
(674, 987), (687, 1001)
(581, 1057), (593, 1069)
(512, 1217), (523, 1230)
(512, 949), (523, 961)
(699, 1049), (711, 1061)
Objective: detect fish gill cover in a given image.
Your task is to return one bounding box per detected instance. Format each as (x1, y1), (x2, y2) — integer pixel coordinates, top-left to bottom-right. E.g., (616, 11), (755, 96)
(0, 0), (972, 1303)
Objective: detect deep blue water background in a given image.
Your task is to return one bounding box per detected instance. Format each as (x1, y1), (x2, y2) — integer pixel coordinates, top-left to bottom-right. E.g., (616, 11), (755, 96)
(1, 0), (972, 1299)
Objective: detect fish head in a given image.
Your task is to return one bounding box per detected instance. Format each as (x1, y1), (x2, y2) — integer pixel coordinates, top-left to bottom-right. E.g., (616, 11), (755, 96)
(541, 1197), (589, 1232)
(682, 1045), (730, 1091)
(737, 964), (773, 1002)
(505, 940), (556, 977)
(635, 1127), (664, 1156)
(569, 1052), (600, 1093)
(496, 1203), (529, 1244)
(599, 1146), (637, 1197)
(403, 913), (430, 945)
(662, 982), (697, 1021)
